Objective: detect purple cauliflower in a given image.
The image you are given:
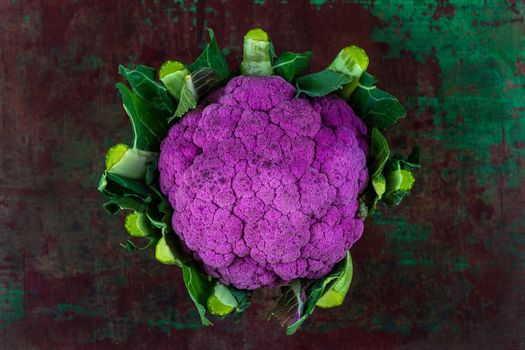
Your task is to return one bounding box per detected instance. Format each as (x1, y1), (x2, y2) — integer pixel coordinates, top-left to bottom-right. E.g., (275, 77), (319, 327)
(159, 76), (368, 290)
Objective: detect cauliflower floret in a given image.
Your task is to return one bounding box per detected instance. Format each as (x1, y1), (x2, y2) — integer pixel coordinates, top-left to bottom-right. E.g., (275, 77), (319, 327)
(159, 76), (368, 289)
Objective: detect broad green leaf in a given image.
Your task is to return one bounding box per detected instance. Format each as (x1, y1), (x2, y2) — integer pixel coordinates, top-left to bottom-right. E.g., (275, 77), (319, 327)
(116, 83), (171, 152)
(181, 264), (214, 326)
(189, 28), (230, 81)
(348, 72), (406, 129)
(136, 64), (155, 80)
(369, 128), (390, 179)
(103, 172), (153, 200)
(118, 65), (175, 113)
(295, 69), (353, 97)
(273, 51), (312, 82)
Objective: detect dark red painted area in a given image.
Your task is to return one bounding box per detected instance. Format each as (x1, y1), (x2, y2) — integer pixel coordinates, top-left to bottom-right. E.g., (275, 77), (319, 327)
(1, 1), (524, 349)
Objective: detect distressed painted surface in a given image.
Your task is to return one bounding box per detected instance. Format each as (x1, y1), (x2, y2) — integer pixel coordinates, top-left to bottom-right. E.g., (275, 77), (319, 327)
(0, 0), (524, 349)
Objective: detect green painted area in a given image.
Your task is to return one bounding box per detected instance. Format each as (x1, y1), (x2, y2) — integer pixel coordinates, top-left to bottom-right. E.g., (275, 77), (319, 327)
(55, 303), (102, 320)
(310, 0), (328, 6)
(22, 15), (31, 24)
(79, 54), (105, 70)
(147, 316), (203, 334)
(366, 1), (525, 184)
(254, 0), (266, 5)
(0, 286), (24, 329)
(144, 17), (152, 26)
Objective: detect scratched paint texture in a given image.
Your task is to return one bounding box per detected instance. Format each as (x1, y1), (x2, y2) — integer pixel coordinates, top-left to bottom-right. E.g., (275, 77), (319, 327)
(0, 0), (524, 349)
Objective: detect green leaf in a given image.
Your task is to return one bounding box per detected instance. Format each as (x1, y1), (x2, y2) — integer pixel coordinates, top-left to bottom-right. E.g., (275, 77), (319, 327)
(118, 65), (175, 114)
(273, 51), (312, 82)
(116, 83), (172, 152)
(316, 251), (353, 308)
(120, 240), (137, 252)
(191, 68), (220, 100)
(348, 72), (406, 130)
(407, 144), (421, 166)
(382, 190), (411, 206)
(295, 69), (353, 97)
(103, 172), (153, 200)
(181, 264), (214, 326)
(189, 28), (230, 81)
(270, 254), (352, 335)
(358, 187), (379, 219)
(285, 256), (350, 335)
(136, 64), (155, 80)
(171, 77), (197, 121)
(102, 196), (147, 214)
(369, 128), (390, 179)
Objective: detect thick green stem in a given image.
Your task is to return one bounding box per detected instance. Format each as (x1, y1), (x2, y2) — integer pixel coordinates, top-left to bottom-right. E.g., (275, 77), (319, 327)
(240, 28), (273, 76)
(328, 45), (369, 99)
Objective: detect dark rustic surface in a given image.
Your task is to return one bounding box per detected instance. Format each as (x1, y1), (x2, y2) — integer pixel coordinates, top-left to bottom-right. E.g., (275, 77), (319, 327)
(1, 0), (524, 349)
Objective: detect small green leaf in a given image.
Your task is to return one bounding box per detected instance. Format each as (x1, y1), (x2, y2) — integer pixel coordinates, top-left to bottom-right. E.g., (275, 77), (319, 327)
(295, 69), (353, 97)
(369, 128), (390, 179)
(189, 28), (230, 81)
(348, 72), (406, 130)
(273, 51), (312, 82)
(120, 240), (137, 252)
(181, 265), (214, 326)
(171, 76), (197, 121)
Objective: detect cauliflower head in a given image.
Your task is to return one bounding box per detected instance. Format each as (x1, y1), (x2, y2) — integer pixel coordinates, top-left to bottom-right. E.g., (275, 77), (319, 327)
(159, 76), (368, 290)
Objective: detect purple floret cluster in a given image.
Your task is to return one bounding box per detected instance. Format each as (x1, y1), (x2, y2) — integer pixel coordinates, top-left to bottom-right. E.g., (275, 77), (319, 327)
(159, 76), (368, 290)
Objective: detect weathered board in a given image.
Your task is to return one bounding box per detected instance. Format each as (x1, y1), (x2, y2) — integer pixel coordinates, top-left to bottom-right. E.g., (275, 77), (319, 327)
(0, 0), (524, 349)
